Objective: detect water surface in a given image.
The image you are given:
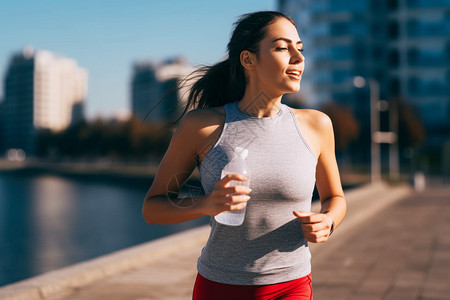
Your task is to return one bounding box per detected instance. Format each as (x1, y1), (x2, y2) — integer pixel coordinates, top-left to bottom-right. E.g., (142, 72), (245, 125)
(0, 171), (208, 286)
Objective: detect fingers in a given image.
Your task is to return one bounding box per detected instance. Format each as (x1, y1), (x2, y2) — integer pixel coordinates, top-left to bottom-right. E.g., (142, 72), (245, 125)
(204, 175), (251, 216)
(293, 211), (333, 243)
(220, 173), (249, 186)
(228, 198), (248, 211)
(209, 193), (249, 214)
(302, 230), (331, 243)
(215, 173), (251, 202)
(210, 191), (250, 204)
(293, 211), (314, 220)
(223, 185), (251, 195)
(293, 211), (320, 223)
(301, 221), (328, 231)
(215, 182), (251, 201)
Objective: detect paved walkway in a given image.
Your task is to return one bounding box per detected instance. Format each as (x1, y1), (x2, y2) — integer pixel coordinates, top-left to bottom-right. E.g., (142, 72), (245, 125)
(2, 182), (449, 300)
(311, 183), (450, 300)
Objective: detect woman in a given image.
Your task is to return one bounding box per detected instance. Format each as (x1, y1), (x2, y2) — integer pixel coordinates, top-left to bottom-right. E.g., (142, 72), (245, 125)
(142, 11), (346, 299)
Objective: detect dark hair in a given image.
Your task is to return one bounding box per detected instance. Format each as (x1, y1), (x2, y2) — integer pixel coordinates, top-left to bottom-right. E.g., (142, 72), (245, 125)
(175, 11), (296, 123)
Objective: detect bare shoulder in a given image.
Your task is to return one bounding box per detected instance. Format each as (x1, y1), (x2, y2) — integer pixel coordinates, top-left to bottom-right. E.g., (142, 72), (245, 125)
(175, 106), (225, 161)
(178, 106), (225, 135)
(289, 108), (334, 158)
(291, 108), (333, 134)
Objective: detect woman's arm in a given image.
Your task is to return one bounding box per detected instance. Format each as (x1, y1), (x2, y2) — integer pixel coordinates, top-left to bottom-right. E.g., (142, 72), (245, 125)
(293, 110), (347, 243)
(142, 109), (251, 224)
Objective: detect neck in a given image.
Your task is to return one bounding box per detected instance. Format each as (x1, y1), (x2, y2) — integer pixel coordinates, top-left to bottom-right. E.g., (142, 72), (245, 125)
(238, 88), (282, 118)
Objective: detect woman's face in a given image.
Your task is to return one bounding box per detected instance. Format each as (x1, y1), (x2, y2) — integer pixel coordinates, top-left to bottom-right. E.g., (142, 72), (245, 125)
(249, 18), (305, 96)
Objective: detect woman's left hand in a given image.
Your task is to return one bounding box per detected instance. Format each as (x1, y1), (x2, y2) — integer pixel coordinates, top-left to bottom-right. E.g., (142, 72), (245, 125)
(293, 211), (334, 243)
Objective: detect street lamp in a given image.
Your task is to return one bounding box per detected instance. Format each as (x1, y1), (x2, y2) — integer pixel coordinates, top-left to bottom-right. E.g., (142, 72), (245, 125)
(354, 76), (400, 183)
(354, 76), (382, 183)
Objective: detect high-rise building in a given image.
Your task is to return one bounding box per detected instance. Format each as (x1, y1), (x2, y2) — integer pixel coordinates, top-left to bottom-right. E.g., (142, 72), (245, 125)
(131, 57), (194, 122)
(0, 99), (3, 152)
(388, 0), (449, 141)
(1, 48), (87, 155)
(279, 0), (449, 145)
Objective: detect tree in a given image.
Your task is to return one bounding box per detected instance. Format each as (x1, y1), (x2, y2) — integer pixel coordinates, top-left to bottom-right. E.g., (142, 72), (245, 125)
(391, 97), (426, 150)
(36, 117), (172, 160)
(320, 102), (360, 151)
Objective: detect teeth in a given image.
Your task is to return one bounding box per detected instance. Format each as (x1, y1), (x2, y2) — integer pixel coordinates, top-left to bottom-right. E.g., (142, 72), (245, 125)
(288, 71), (300, 76)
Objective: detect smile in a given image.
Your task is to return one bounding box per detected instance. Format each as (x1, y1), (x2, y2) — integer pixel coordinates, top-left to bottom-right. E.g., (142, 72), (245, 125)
(286, 70), (302, 79)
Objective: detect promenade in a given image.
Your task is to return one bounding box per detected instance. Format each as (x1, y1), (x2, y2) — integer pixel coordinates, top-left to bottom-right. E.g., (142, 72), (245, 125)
(1, 181), (449, 300)
(311, 182), (450, 300)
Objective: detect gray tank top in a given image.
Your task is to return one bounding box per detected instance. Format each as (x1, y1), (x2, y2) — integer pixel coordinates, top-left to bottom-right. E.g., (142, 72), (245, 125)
(197, 100), (317, 285)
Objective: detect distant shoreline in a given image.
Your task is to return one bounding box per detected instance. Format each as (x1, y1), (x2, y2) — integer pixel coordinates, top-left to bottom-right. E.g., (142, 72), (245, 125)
(0, 158), (156, 176)
(0, 158), (200, 187)
(0, 158), (369, 190)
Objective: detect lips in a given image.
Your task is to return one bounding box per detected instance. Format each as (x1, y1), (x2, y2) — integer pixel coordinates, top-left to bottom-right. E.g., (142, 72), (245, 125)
(286, 69), (302, 79)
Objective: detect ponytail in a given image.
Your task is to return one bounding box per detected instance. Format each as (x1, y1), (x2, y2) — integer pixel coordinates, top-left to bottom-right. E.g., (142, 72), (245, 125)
(176, 59), (245, 122)
(173, 11), (295, 125)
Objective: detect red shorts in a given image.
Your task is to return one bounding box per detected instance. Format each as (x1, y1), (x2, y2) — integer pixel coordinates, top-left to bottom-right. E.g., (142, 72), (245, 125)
(192, 273), (312, 300)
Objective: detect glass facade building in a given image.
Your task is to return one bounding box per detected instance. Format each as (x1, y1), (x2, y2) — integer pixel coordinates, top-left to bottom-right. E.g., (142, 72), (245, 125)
(279, 0), (449, 145)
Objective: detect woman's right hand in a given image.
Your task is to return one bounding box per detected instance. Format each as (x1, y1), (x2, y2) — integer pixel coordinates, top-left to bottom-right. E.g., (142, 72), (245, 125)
(200, 173), (251, 216)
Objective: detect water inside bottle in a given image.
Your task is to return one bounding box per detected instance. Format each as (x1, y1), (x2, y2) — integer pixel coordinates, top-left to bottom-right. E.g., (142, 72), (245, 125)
(214, 170), (250, 226)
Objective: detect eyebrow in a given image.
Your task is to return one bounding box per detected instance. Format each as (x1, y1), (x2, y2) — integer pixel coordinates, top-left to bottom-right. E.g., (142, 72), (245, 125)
(272, 38), (303, 45)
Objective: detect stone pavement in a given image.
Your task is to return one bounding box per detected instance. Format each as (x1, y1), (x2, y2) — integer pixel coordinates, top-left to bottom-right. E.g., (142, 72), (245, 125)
(2, 182), (449, 300)
(311, 183), (450, 300)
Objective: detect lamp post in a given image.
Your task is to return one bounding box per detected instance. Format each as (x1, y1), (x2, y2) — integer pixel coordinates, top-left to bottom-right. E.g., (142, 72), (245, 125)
(354, 76), (400, 183)
(369, 79), (382, 183)
(353, 76), (381, 183)
(389, 100), (400, 181)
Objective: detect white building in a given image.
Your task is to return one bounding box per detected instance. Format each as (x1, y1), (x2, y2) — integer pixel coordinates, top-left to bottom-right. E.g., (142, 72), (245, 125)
(33, 50), (87, 131)
(1, 48), (87, 155)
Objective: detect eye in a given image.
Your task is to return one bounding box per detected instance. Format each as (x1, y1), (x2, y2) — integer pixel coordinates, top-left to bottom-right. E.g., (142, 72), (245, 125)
(276, 47), (288, 51)
(298, 48), (304, 53)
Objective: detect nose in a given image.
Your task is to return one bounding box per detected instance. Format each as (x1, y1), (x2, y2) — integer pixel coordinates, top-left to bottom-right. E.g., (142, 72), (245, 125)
(290, 49), (304, 64)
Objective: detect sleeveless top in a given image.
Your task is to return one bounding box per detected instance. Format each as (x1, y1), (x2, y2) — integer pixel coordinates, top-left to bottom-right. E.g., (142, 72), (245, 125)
(197, 100), (317, 285)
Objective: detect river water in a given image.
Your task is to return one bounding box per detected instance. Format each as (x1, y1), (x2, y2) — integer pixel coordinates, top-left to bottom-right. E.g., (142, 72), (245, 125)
(0, 170), (209, 287)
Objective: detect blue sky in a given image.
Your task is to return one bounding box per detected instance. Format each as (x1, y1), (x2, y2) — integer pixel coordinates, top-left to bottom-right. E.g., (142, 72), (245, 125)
(0, 0), (276, 119)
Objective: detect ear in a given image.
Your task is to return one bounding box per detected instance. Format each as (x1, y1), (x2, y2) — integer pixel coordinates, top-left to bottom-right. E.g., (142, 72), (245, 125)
(240, 50), (256, 69)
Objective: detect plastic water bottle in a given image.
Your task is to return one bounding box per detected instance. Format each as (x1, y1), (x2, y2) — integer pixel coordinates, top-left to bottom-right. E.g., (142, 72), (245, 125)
(214, 147), (251, 226)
